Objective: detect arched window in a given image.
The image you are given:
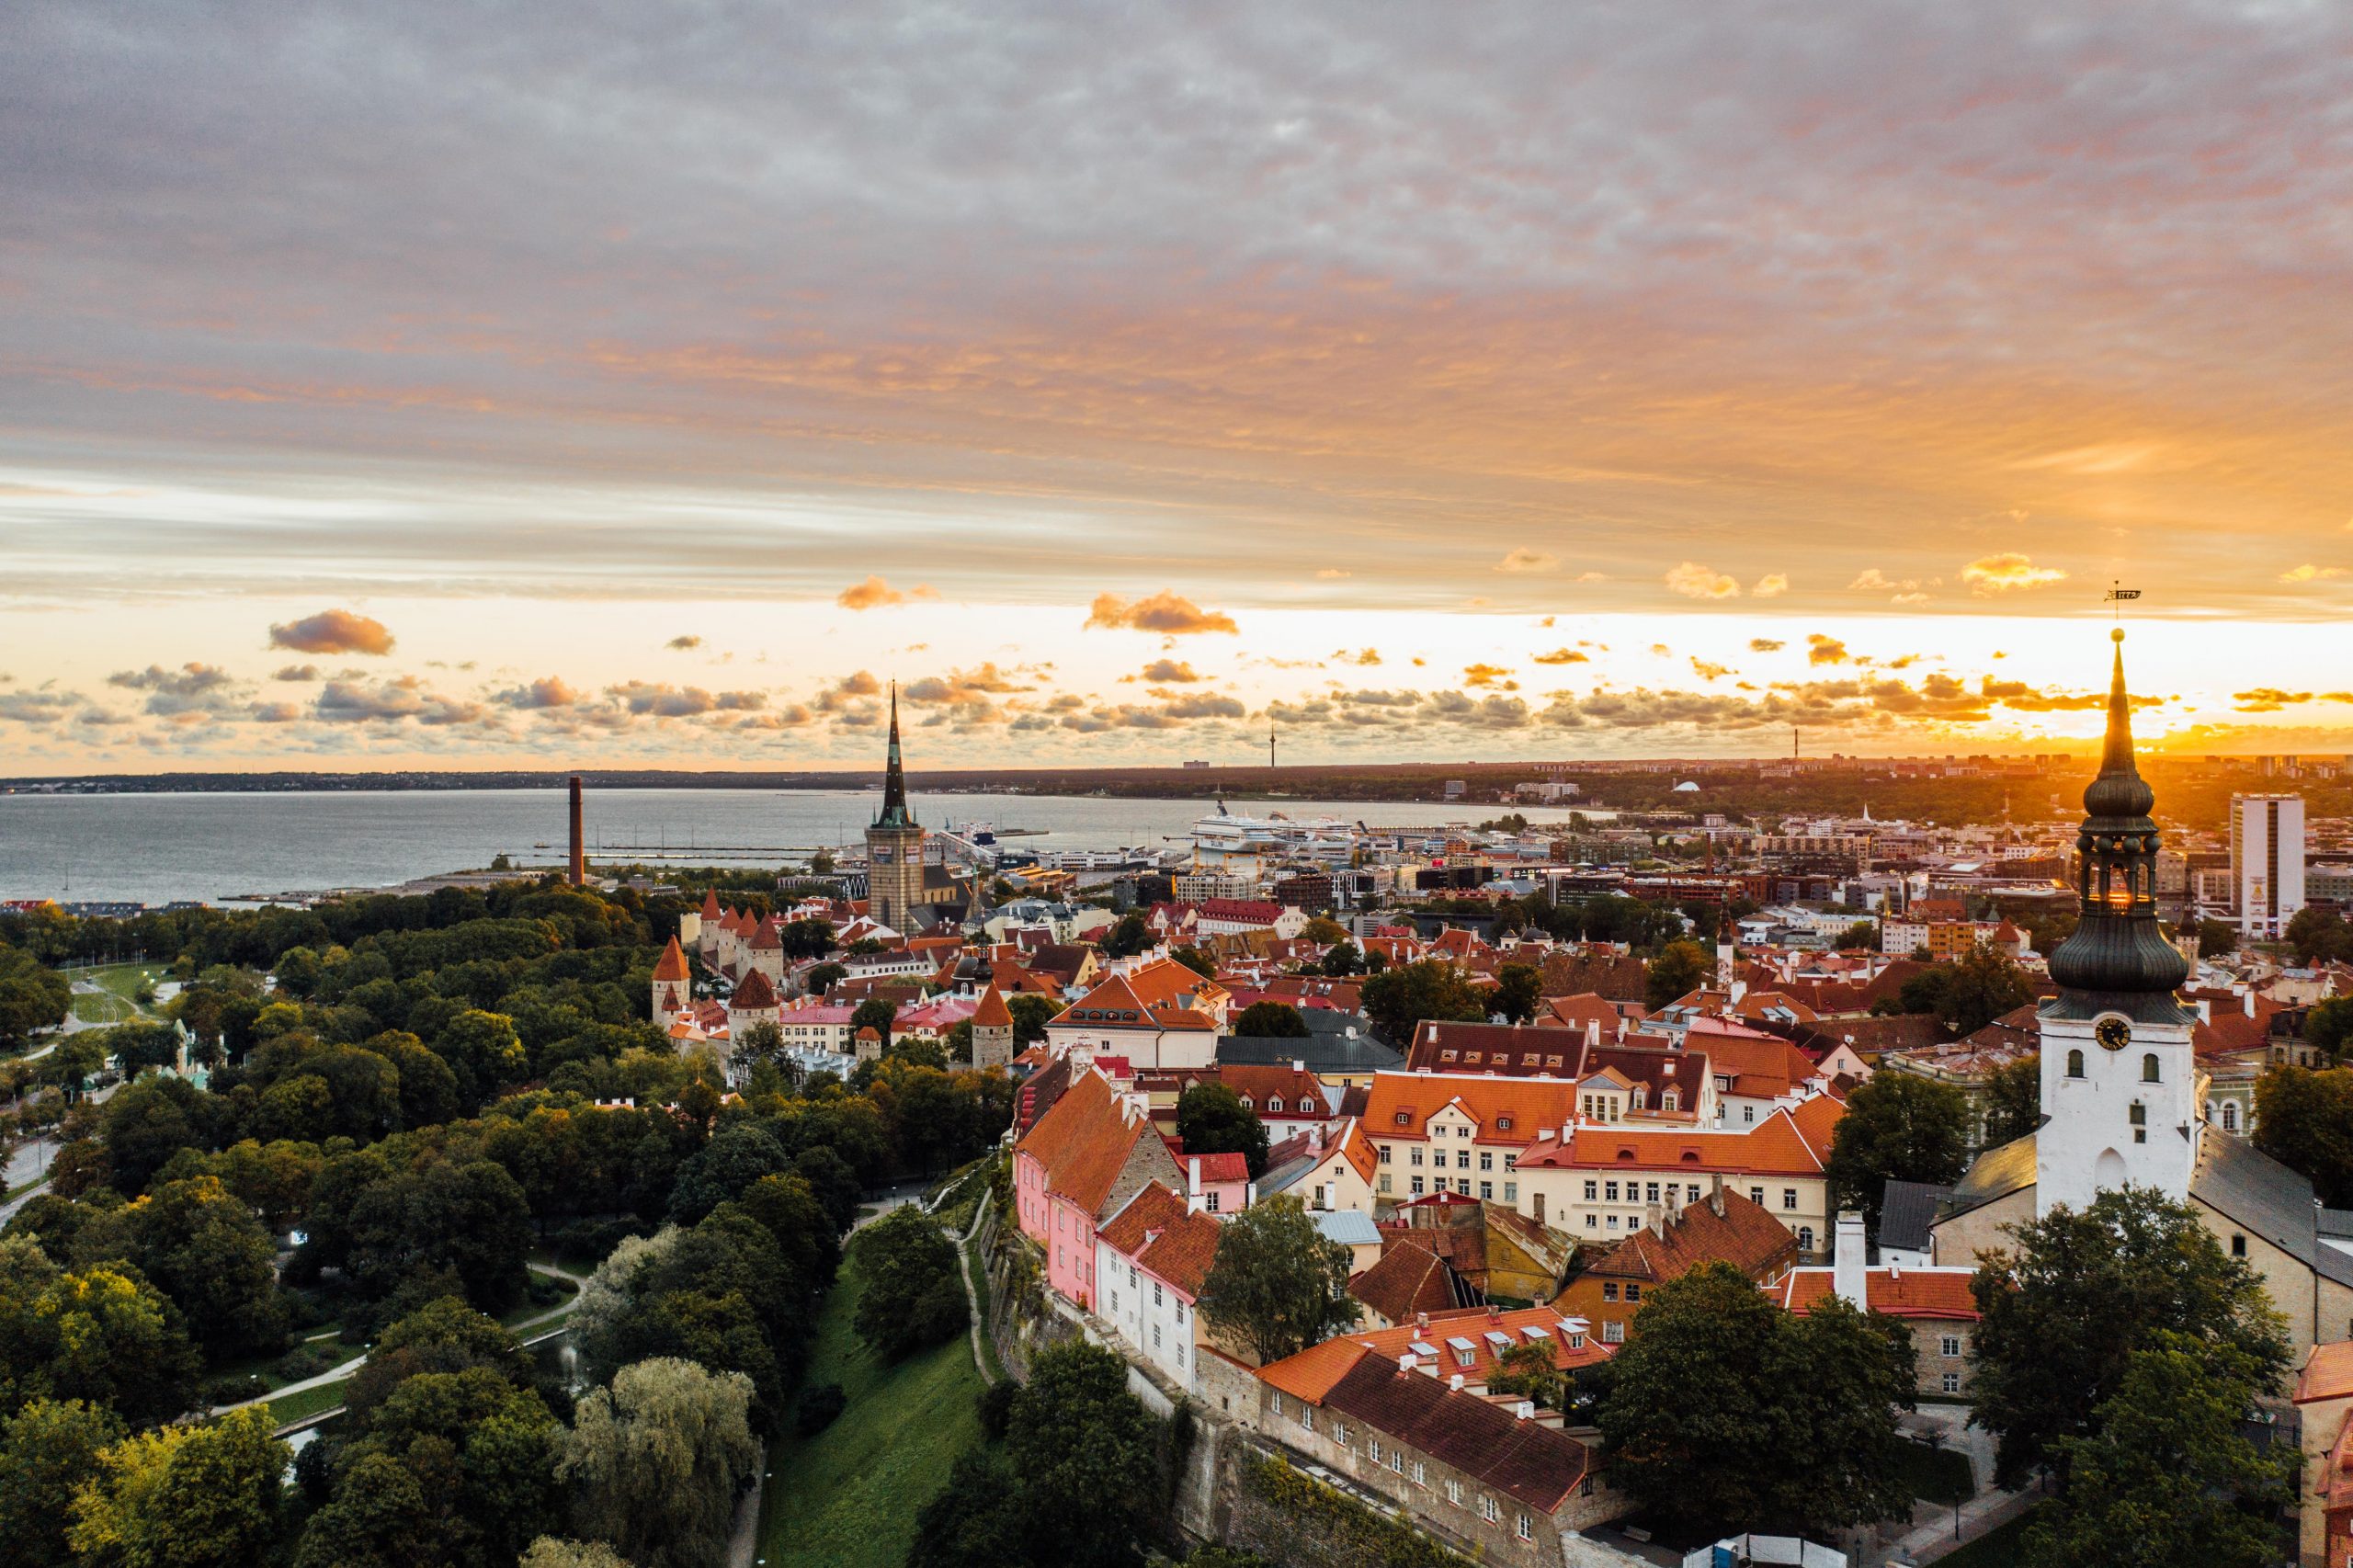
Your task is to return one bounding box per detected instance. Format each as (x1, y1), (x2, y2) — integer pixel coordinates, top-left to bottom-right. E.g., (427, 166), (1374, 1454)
(1797, 1226), (1814, 1253)
(2066, 1049), (2086, 1079)
(2142, 1053), (2161, 1084)
(2222, 1102), (2239, 1131)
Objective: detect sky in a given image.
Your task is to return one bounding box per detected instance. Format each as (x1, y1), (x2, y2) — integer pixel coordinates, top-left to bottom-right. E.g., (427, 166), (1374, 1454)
(4, 1), (2351, 774)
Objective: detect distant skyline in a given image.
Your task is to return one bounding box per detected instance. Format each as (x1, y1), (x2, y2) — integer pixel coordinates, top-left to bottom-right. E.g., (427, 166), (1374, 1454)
(6, 3), (2352, 772)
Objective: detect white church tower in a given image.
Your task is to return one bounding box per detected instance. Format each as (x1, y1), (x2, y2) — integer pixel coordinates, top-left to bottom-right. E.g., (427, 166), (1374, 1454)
(2035, 630), (2200, 1214)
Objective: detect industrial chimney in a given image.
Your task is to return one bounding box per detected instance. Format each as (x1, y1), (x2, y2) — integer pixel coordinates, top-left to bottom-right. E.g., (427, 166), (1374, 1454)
(568, 775), (585, 887)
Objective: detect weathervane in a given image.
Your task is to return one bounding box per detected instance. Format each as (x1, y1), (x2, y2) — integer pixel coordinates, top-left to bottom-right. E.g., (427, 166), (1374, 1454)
(2106, 580), (2142, 628)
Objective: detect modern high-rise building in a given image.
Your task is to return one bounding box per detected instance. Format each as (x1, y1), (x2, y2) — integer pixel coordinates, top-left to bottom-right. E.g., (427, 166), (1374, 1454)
(2229, 793), (2306, 939)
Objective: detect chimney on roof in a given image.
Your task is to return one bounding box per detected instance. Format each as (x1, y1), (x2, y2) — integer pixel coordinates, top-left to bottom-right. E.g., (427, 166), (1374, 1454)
(2246, 990), (2256, 1018)
(1834, 1209), (1869, 1310)
(1449, 1373), (1464, 1392)
(1710, 1174), (1724, 1217)
(1515, 1400), (1536, 1421)
(1399, 1352), (1417, 1372)
(1644, 1199), (1663, 1233)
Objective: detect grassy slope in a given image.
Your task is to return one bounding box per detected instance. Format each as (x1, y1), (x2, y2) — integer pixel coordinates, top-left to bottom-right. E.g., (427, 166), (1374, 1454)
(757, 1254), (983, 1568)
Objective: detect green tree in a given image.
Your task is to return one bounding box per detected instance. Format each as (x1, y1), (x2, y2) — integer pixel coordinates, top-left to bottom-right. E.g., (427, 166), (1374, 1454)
(1102, 913), (1152, 958)
(1317, 940), (1363, 977)
(849, 998), (896, 1050)
(1175, 1082), (1271, 1177)
(127, 1176), (288, 1362)
(1823, 1072), (1972, 1232)
(1981, 1055), (2042, 1148)
(1491, 961), (1543, 1025)
(731, 1020), (788, 1074)
(67, 1406), (289, 1568)
(1300, 916), (1349, 945)
(1485, 1339), (1565, 1410)
(0, 1397), (126, 1568)
(556, 1358), (761, 1568)
(905, 1448), (1030, 1568)
(1358, 959), (1486, 1041)
(2024, 1333), (2292, 1568)
(2307, 998), (2353, 1065)
(2194, 917), (2239, 960)
(852, 1208), (966, 1359)
(1596, 1263), (1914, 1537)
(1005, 1342), (1166, 1568)
(1231, 1001), (1310, 1039)
(1170, 947), (1217, 979)
(1970, 1187), (2291, 1486)
(432, 1009), (529, 1111)
(2253, 1066), (2353, 1206)
(0, 1238), (203, 1427)
(1006, 994), (1055, 1046)
(1196, 1196), (1358, 1364)
(0, 948), (71, 1049)
(1643, 939), (1711, 1008)
(523, 1539), (635, 1568)
(665, 1122), (791, 1226)
(2287, 906), (2353, 967)
(1885, 947), (2035, 1037)
(803, 961), (847, 996)
(1836, 920), (1881, 951)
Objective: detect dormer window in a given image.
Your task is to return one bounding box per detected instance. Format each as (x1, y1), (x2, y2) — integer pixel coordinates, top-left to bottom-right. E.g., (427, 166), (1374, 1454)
(1496, 1116), (1513, 1131)
(1268, 1096), (1285, 1113)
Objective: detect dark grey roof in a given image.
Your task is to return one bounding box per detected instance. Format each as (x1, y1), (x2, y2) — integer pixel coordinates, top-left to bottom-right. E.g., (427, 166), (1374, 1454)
(1879, 1180), (1953, 1254)
(1938, 1132), (2039, 1222)
(1300, 1007), (1380, 1040)
(2190, 1131), (2353, 1288)
(1218, 1029), (1404, 1075)
(2319, 1208), (2353, 1241)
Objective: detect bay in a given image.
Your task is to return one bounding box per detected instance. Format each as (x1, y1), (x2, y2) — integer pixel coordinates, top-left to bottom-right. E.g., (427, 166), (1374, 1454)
(0, 790), (1596, 906)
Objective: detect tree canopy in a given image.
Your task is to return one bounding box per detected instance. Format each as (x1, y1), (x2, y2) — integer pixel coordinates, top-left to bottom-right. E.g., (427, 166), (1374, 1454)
(1595, 1261), (1916, 1538)
(1969, 1187), (2291, 1487)
(1196, 1196), (1358, 1363)
(1822, 1071), (1973, 1232)
(1174, 1083), (1270, 1178)
(1643, 939), (1712, 1008)
(1358, 960), (1485, 1041)
(555, 1358), (761, 1568)
(2253, 1066), (2353, 1206)
(1231, 1001), (1310, 1038)
(852, 1208), (966, 1360)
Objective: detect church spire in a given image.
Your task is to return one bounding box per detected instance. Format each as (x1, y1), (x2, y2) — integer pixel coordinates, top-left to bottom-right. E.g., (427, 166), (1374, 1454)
(2045, 630), (2187, 999)
(874, 680), (915, 830)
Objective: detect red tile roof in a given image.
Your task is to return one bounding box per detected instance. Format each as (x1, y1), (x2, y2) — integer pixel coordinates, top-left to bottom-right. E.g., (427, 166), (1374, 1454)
(972, 983), (1015, 1029)
(1575, 1190), (1797, 1288)
(1776, 1267), (1979, 1320)
(1360, 1073), (1580, 1147)
(1516, 1096), (1841, 1176)
(654, 937), (691, 982)
(730, 968), (778, 1010)
(1319, 1356), (1592, 1512)
(1015, 1070), (1154, 1219)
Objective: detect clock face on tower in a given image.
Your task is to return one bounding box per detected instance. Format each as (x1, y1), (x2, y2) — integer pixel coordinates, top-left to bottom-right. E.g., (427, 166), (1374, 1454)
(2095, 1016), (2132, 1052)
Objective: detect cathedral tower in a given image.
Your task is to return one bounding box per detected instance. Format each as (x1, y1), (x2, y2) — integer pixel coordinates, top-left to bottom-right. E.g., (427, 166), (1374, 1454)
(2035, 631), (2199, 1214)
(865, 683), (926, 934)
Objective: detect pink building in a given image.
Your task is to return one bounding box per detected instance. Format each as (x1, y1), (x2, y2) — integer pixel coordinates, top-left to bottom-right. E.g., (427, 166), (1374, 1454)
(1179, 1150), (1252, 1216)
(1014, 1068), (1184, 1310)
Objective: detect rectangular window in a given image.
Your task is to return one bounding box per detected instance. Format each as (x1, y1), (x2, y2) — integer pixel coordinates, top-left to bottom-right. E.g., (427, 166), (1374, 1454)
(1687, 1184), (1700, 1202)
(1603, 1321), (1625, 1343)
(1504, 1153), (1518, 1171)
(1626, 1284), (1641, 1301)
(1479, 1151), (1494, 1172)
(1516, 1513), (1533, 1540)
(1446, 1479), (1462, 1506)
(1412, 1460), (1427, 1486)
(1503, 1182), (1517, 1204)
(1750, 1186), (1766, 1206)
(1206, 1191), (1221, 1212)
(1456, 1151), (1470, 1170)
(1379, 1174), (1393, 1195)
(1783, 1189), (1798, 1210)
(1153, 1324), (1163, 1348)
(1942, 1372), (1961, 1394)
(1645, 1182), (1660, 1201)
(1607, 1215), (1619, 1229)
(1370, 1438), (1384, 1466)
(1379, 1144), (1392, 1165)
(1410, 1148), (1424, 1167)
(1585, 1214), (1597, 1229)
(1940, 1335), (1961, 1358)
(1479, 1180), (1493, 1200)
(1479, 1494), (1500, 1523)
(1602, 1281), (1619, 1301)
(1584, 1180), (1598, 1201)
(1604, 1181), (1620, 1201)
(1411, 1176), (1426, 1196)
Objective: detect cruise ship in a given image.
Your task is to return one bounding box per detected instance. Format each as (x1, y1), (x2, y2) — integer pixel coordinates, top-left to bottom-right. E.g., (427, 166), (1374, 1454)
(1188, 803), (1351, 859)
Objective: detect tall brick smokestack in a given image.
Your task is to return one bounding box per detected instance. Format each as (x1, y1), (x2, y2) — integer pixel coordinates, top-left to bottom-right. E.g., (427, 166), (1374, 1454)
(568, 775), (585, 887)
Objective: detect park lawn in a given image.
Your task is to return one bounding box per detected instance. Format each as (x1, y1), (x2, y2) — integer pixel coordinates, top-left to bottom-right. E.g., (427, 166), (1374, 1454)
(756, 1253), (984, 1568)
(267, 1379), (352, 1428)
(1935, 1506), (2038, 1568)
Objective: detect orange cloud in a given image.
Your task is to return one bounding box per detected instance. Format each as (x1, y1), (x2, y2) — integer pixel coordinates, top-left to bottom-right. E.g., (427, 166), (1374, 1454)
(1085, 590), (1238, 634)
(269, 609), (394, 655)
(1961, 553), (2066, 594)
(837, 575), (938, 609)
(1665, 562), (1739, 599)
(1532, 648), (1589, 665)
(1496, 549), (1557, 574)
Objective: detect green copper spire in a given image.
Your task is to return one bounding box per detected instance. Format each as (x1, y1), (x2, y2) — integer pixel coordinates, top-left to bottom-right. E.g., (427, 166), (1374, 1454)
(2046, 630), (2188, 999)
(874, 680), (915, 830)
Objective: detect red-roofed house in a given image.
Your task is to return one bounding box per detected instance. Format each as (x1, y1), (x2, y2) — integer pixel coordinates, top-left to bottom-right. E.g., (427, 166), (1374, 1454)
(1358, 1072), (1580, 1211)
(1014, 1068), (1186, 1311)
(1510, 1095), (1845, 1261)
(1196, 899), (1307, 938)
(1047, 956), (1233, 1070)
(1096, 1180), (1224, 1390)
(2294, 1342), (2353, 1568)
(1774, 1261), (1981, 1396)
(1252, 1304), (1623, 1562)
(1176, 1151), (1252, 1216)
